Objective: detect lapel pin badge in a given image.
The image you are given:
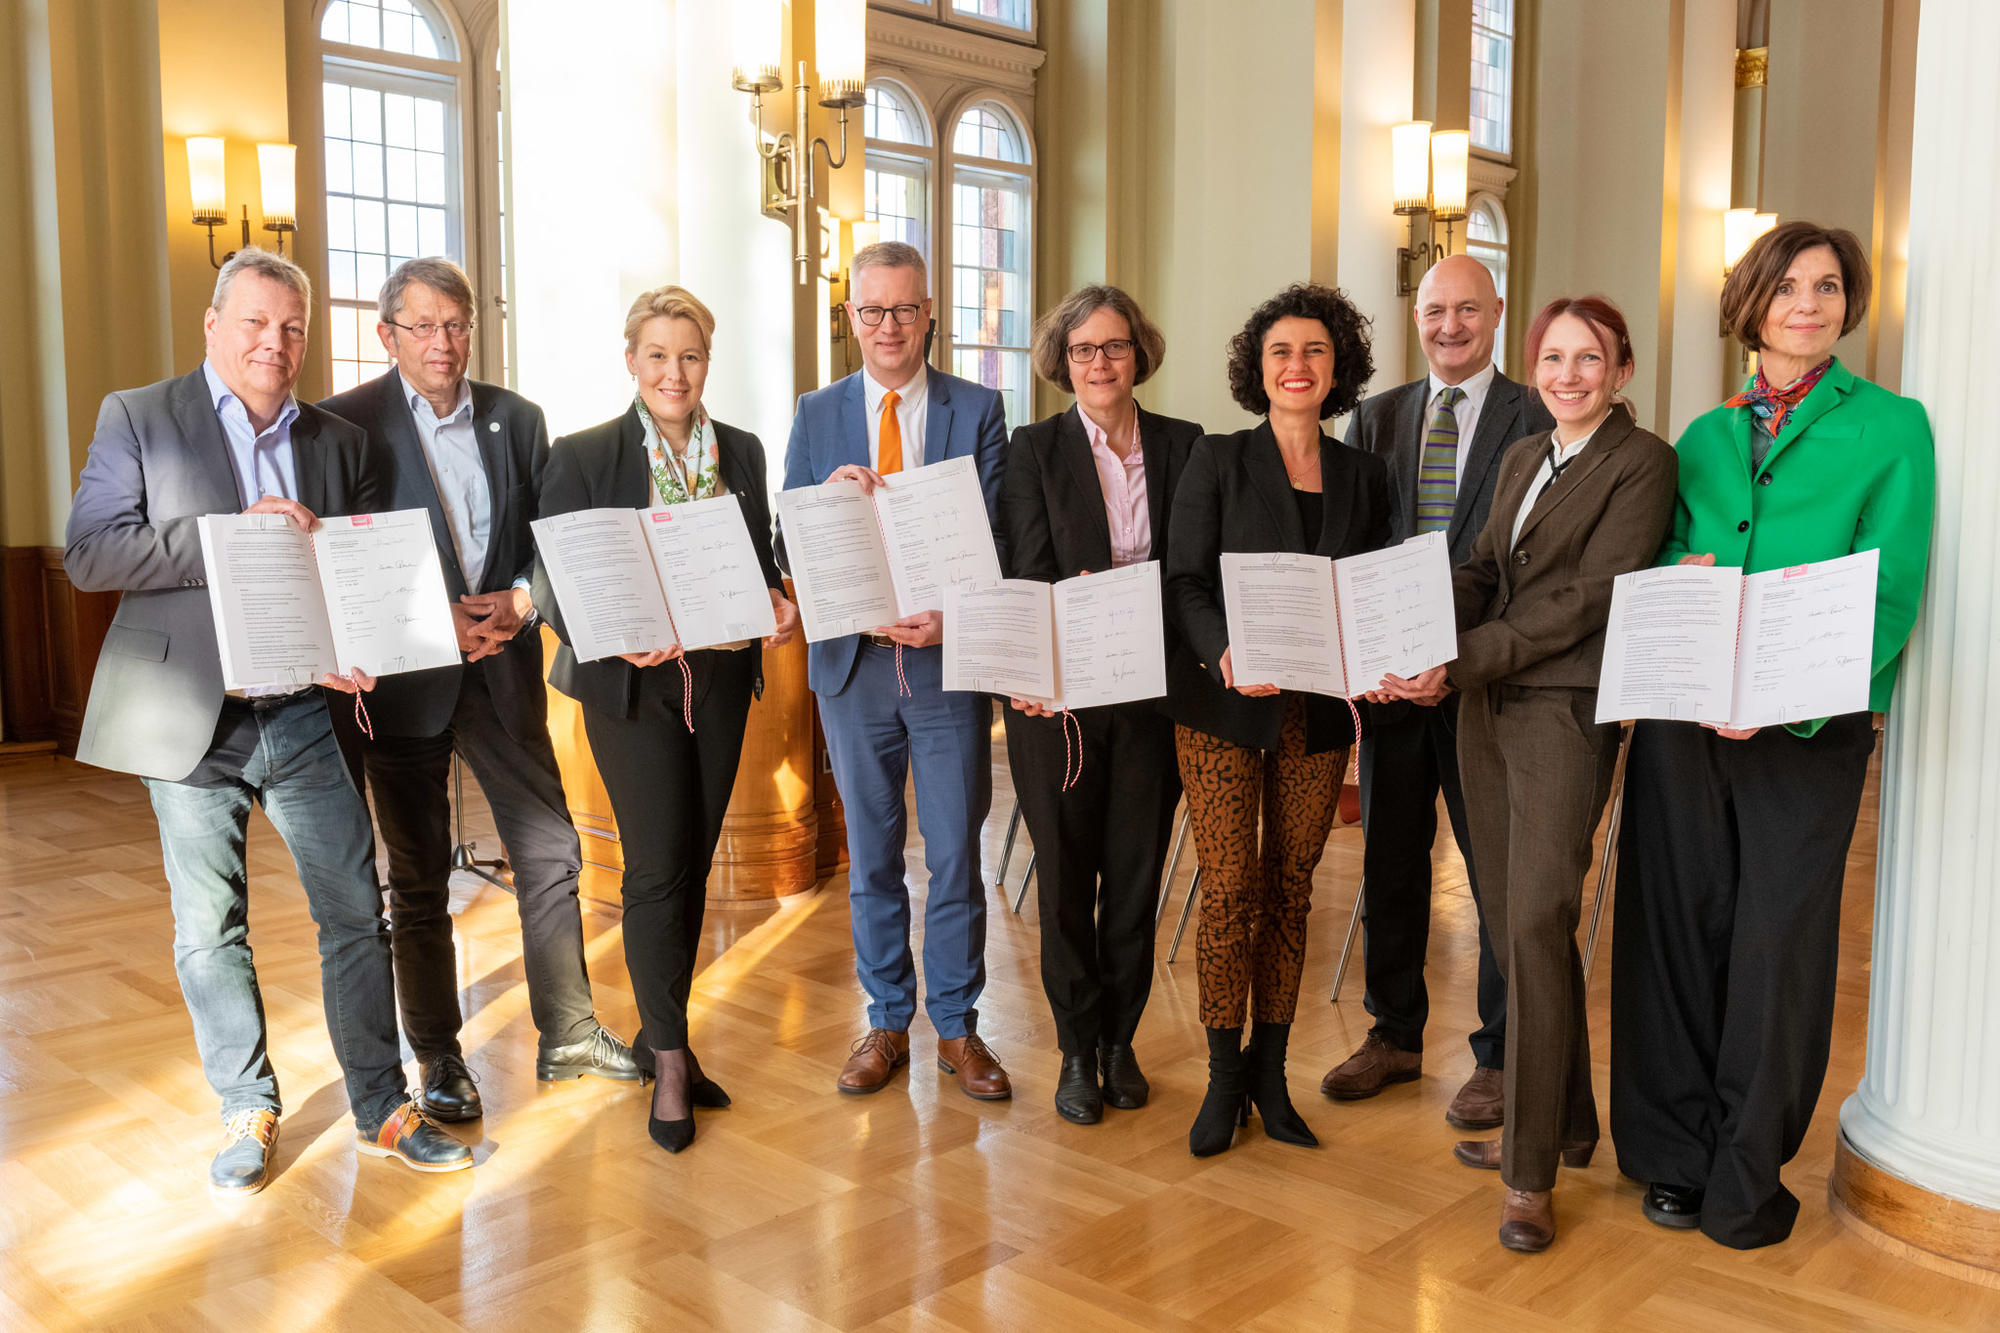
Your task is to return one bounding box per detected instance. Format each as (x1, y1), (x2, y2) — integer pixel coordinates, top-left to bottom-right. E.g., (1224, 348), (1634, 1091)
(488, 421), (500, 432)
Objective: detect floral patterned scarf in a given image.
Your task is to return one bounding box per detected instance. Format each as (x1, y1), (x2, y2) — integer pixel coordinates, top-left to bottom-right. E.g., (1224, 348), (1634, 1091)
(1725, 356), (1833, 440)
(635, 395), (719, 504)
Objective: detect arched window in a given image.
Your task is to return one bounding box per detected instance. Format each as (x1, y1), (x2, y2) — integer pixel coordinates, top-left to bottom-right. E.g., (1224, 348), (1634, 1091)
(1466, 194), (1510, 371)
(863, 79), (932, 259)
(948, 100), (1033, 428)
(318, 0), (466, 391)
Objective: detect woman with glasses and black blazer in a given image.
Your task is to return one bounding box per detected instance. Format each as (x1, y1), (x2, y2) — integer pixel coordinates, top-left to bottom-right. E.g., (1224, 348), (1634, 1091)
(534, 285), (800, 1155)
(1164, 282), (1391, 1157)
(998, 285), (1203, 1125)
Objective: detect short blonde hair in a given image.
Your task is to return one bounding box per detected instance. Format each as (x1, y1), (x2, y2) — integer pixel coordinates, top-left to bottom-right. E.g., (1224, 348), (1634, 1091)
(623, 285), (715, 353)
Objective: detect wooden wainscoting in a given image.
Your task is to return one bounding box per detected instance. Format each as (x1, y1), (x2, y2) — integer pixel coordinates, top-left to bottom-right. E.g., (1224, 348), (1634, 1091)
(1, 546), (118, 753)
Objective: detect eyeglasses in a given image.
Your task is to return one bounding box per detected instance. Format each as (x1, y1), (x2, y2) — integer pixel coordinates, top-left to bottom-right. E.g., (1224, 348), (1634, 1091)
(1066, 339), (1135, 364)
(387, 318), (475, 341)
(852, 304), (924, 327)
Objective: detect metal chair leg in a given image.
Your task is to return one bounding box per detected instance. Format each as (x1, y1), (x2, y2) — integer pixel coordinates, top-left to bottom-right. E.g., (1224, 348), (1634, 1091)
(1330, 876), (1366, 1002)
(448, 754), (510, 889)
(1012, 851), (1036, 915)
(996, 799), (1023, 882)
(1582, 725), (1635, 981)
(1157, 804), (1190, 925)
(1166, 867), (1202, 963)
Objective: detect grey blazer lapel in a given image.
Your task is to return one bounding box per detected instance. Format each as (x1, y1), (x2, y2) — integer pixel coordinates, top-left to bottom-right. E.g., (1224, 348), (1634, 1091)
(1513, 408), (1633, 549)
(469, 381), (511, 590)
(168, 368), (247, 513)
(292, 407), (329, 519)
(1393, 379), (1430, 521)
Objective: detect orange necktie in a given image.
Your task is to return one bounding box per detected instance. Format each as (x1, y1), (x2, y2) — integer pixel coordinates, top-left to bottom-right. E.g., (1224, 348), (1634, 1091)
(878, 389), (903, 476)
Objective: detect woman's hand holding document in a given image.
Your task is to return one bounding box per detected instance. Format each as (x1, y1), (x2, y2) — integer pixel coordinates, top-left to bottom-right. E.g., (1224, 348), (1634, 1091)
(531, 496), (776, 664)
(775, 456), (1001, 643)
(1595, 548), (1878, 727)
(1220, 531), (1457, 698)
(197, 507), (458, 689)
(945, 562), (1167, 711)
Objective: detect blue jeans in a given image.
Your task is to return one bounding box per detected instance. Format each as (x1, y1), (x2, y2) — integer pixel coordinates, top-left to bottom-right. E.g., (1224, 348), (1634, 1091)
(817, 642), (992, 1037)
(143, 693), (406, 1130)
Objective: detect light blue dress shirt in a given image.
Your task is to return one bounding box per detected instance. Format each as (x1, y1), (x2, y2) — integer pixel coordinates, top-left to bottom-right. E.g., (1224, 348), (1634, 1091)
(203, 360), (300, 506)
(404, 378), (493, 591)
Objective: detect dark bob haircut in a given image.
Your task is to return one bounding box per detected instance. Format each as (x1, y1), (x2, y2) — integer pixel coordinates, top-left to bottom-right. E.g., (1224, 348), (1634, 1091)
(1029, 284), (1168, 393)
(1720, 219), (1871, 349)
(1225, 283), (1374, 420)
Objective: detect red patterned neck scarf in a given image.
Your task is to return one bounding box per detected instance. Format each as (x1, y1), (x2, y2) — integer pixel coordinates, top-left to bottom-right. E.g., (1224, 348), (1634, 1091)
(1726, 356), (1833, 438)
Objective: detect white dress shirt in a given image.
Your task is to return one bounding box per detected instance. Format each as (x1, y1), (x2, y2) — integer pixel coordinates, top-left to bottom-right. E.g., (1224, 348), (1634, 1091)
(1425, 361), (1499, 486)
(1510, 417), (1602, 550)
(861, 362), (929, 472)
(405, 378), (492, 590)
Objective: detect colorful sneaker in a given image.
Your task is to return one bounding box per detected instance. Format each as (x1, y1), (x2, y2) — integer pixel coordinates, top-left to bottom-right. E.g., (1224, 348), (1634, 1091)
(355, 1098), (473, 1173)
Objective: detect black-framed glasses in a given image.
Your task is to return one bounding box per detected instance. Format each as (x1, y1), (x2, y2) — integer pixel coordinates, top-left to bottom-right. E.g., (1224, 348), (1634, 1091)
(387, 318), (475, 341)
(853, 303), (924, 327)
(1066, 339), (1135, 364)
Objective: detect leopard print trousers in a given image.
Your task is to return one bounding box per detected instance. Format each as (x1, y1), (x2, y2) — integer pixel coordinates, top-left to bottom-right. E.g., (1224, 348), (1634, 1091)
(1175, 694), (1345, 1029)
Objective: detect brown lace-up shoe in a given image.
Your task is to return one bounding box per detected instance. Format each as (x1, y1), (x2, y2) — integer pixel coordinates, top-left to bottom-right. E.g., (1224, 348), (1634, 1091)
(1498, 1187), (1556, 1252)
(1446, 1065), (1505, 1129)
(937, 1033), (1012, 1100)
(1320, 1031), (1421, 1099)
(837, 1028), (910, 1094)
(356, 1098), (473, 1173)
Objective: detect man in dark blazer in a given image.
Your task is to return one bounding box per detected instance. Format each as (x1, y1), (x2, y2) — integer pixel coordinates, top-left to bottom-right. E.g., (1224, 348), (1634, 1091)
(1321, 254), (1555, 1129)
(780, 241), (1012, 1101)
(321, 258), (638, 1122)
(65, 249), (471, 1194)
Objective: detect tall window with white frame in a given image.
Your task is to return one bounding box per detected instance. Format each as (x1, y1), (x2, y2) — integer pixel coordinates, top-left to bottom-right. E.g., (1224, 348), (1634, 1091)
(1470, 0), (1515, 156)
(949, 101), (1033, 429)
(1466, 195), (1509, 371)
(318, 0), (464, 391)
(863, 80), (933, 260)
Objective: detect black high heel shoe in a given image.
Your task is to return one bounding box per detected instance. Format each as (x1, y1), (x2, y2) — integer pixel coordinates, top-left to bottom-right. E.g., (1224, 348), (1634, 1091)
(1189, 1025), (1249, 1157)
(637, 1045), (731, 1110)
(647, 1047), (695, 1154)
(1245, 1021), (1318, 1147)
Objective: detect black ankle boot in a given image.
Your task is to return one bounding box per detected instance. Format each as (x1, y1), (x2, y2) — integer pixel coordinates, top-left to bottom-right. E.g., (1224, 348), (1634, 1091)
(1189, 1025), (1249, 1157)
(1245, 1021), (1318, 1147)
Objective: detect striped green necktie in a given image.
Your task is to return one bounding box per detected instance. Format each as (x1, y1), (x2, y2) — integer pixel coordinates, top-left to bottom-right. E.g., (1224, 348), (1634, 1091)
(1416, 385), (1464, 533)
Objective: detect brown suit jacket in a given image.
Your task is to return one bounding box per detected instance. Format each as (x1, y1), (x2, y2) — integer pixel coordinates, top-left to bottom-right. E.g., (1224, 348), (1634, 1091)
(1449, 404), (1678, 691)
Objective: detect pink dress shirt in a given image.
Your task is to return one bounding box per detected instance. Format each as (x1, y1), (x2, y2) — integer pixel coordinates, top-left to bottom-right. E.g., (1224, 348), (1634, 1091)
(1082, 407), (1151, 568)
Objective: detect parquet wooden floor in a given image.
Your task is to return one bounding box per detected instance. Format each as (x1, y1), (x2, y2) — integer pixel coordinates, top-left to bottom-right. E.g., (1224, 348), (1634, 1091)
(2, 732), (1995, 1330)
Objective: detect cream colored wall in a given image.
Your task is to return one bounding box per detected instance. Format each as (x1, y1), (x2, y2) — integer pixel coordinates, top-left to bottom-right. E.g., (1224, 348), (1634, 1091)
(156, 0), (290, 377)
(1338, 0), (1416, 398)
(0, 0), (173, 548)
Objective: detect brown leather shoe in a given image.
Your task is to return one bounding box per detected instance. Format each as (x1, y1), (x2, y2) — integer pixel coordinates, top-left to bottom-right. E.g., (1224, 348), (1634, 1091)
(937, 1033), (1012, 1100)
(1445, 1066), (1505, 1130)
(1452, 1138), (1594, 1171)
(1320, 1031), (1421, 1100)
(837, 1028), (910, 1094)
(1498, 1187), (1556, 1253)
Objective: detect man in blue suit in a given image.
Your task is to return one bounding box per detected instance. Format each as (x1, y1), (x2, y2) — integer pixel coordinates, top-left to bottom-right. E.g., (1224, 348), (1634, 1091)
(781, 241), (1012, 1100)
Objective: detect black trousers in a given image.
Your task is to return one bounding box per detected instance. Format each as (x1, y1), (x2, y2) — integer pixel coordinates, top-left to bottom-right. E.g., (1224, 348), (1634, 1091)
(1003, 700), (1180, 1055)
(1358, 695), (1506, 1065)
(1610, 714), (1875, 1249)
(336, 662), (595, 1058)
(582, 649), (754, 1052)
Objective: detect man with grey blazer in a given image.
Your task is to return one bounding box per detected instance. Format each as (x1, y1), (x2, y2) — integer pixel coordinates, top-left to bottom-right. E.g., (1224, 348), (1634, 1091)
(1320, 255), (1555, 1129)
(321, 258), (638, 1123)
(64, 249), (471, 1196)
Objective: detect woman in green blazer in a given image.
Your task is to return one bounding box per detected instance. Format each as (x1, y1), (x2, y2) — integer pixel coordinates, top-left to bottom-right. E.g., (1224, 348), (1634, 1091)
(1609, 221), (1936, 1250)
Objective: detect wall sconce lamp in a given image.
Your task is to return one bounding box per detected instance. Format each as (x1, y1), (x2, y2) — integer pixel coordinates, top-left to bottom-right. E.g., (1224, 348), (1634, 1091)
(731, 0), (867, 285)
(187, 136), (299, 268)
(1392, 123), (1471, 297)
(829, 217), (881, 363)
(1722, 206), (1778, 276)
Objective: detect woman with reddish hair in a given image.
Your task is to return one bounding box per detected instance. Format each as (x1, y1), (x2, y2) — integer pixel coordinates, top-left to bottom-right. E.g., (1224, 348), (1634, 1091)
(1381, 295), (1677, 1251)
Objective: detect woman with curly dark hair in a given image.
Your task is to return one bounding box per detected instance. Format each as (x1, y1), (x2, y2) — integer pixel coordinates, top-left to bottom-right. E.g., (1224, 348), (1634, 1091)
(1164, 282), (1391, 1156)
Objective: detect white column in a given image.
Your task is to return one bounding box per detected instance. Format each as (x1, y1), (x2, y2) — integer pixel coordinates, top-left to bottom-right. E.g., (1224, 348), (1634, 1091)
(1837, 0), (2000, 1213)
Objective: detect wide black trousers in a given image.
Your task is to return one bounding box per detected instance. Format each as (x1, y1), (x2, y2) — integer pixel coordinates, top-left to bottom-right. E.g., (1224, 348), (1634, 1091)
(582, 649), (755, 1052)
(1004, 699), (1180, 1055)
(1610, 713), (1875, 1249)
(1358, 694), (1507, 1065)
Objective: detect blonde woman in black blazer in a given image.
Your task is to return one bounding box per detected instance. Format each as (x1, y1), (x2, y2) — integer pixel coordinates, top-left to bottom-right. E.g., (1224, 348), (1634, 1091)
(999, 285), (1202, 1126)
(533, 286), (798, 1154)
(1384, 296), (1677, 1253)
(1164, 283), (1391, 1157)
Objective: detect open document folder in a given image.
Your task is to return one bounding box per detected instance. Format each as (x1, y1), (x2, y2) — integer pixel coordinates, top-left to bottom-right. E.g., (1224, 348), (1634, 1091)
(944, 562), (1167, 710)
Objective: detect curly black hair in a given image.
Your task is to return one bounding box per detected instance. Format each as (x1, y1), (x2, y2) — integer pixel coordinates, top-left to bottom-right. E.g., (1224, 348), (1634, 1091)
(1225, 282), (1375, 420)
